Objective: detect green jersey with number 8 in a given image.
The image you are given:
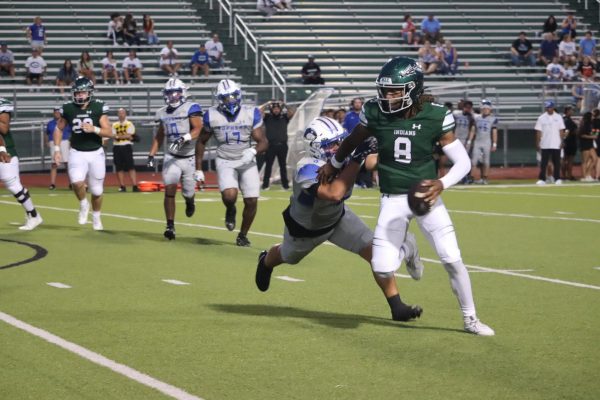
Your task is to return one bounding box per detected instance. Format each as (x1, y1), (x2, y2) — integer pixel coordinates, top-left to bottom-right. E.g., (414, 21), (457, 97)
(61, 100), (108, 151)
(359, 98), (455, 194)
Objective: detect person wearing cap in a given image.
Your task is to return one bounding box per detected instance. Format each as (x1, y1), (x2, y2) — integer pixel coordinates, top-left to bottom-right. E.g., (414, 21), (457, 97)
(466, 100), (498, 184)
(535, 100), (566, 185)
(0, 42), (15, 80)
(301, 55), (324, 85)
(111, 108), (139, 192)
(260, 100), (294, 190)
(24, 48), (46, 87)
(45, 106), (72, 190)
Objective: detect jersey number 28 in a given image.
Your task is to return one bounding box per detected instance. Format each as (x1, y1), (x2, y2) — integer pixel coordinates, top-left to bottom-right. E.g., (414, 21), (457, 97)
(394, 137), (412, 164)
(72, 117), (93, 134)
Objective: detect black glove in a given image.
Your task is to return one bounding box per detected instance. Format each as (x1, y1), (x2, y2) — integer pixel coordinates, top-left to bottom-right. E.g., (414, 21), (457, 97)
(350, 137), (378, 164)
(169, 137), (185, 153)
(147, 155), (155, 168)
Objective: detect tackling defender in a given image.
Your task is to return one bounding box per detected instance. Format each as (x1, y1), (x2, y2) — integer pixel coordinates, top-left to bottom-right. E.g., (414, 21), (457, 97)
(53, 77), (113, 230)
(319, 57), (494, 336)
(195, 79), (268, 246)
(0, 98), (43, 230)
(255, 116), (423, 322)
(147, 78), (203, 240)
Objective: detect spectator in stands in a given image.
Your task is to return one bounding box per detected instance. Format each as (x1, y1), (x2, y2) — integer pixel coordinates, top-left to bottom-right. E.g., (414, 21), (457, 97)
(535, 100), (565, 185)
(559, 33), (578, 65)
(77, 50), (96, 85)
(563, 59), (578, 82)
(112, 108), (139, 192)
(0, 42), (16, 80)
(123, 13), (141, 47)
(439, 39), (458, 75)
(107, 13), (124, 46)
(26, 16), (47, 53)
(301, 54), (325, 84)
(101, 50), (120, 85)
(159, 40), (181, 76)
(562, 105), (578, 181)
(420, 14), (442, 43)
(546, 56), (565, 86)
(538, 32), (559, 66)
(542, 15), (558, 35)
(579, 31), (597, 61)
(401, 14), (419, 47)
(257, 0), (293, 17)
(55, 59), (77, 95)
(142, 14), (159, 46)
(334, 108), (346, 125)
(122, 49), (144, 84)
(343, 97), (363, 133)
(511, 32), (536, 67)
(190, 44), (210, 78)
(46, 106), (71, 190)
(559, 12), (577, 40)
(417, 40), (439, 75)
(205, 33), (224, 69)
(578, 56), (595, 81)
(24, 48), (46, 87)
(260, 100), (294, 190)
(578, 111), (597, 181)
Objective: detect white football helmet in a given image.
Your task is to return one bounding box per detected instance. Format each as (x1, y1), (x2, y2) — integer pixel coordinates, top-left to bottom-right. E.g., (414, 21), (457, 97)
(303, 117), (348, 161)
(163, 78), (187, 107)
(216, 79), (242, 117)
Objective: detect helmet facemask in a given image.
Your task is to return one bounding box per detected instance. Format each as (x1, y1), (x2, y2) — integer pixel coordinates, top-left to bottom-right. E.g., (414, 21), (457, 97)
(303, 117), (349, 162)
(72, 90), (92, 105)
(217, 90), (242, 117)
(376, 81), (416, 114)
(163, 88), (185, 107)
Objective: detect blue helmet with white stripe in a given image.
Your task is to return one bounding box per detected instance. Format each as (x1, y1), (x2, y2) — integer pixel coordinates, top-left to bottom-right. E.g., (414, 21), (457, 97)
(216, 79), (242, 117)
(303, 117), (348, 161)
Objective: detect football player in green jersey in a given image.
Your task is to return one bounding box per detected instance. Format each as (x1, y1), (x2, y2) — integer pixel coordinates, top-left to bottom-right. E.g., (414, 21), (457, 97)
(319, 57), (494, 336)
(0, 98), (43, 230)
(53, 77), (115, 230)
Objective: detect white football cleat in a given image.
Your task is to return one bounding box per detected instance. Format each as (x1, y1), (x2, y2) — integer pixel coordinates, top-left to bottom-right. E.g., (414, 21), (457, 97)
(19, 214), (43, 231)
(464, 316), (495, 336)
(78, 201), (89, 225)
(555, 179), (563, 185)
(403, 232), (424, 280)
(92, 214), (103, 231)
(535, 180), (546, 185)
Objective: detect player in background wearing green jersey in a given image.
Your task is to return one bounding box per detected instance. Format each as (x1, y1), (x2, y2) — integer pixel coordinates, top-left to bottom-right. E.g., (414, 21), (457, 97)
(0, 98), (43, 230)
(319, 57), (494, 336)
(53, 77), (115, 230)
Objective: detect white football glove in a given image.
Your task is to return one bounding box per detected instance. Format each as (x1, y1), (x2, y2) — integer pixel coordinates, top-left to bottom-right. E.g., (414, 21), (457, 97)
(240, 148), (257, 165)
(194, 170), (205, 183)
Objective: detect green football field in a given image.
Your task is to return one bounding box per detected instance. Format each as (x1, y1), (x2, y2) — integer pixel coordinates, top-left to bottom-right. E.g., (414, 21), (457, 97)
(1, 183), (599, 400)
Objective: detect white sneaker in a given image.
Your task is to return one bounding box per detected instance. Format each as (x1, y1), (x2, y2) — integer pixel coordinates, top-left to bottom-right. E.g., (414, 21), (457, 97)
(78, 201), (89, 225)
(19, 214), (43, 231)
(555, 179), (563, 185)
(464, 316), (495, 336)
(536, 180), (546, 185)
(92, 214), (103, 231)
(403, 232), (424, 280)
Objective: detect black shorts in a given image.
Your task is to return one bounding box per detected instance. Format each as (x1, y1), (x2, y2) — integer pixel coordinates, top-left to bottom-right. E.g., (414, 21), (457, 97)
(563, 145), (577, 157)
(28, 72), (42, 80)
(580, 139), (594, 152)
(113, 144), (134, 171)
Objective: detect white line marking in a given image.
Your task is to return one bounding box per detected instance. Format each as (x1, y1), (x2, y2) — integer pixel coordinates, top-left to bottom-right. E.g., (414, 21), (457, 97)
(554, 211), (575, 215)
(421, 257), (600, 291)
(1, 201), (598, 291)
(394, 273), (412, 279)
(162, 279), (190, 286)
(451, 182), (600, 189)
(358, 215), (376, 219)
(469, 269), (534, 273)
(9, 222), (21, 226)
(46, 282), (72, 289)
(275, 275), (305, 282)
(594, 267), (600, 271)
(454, 190), (600, 199)
(0, 311), (204, 400)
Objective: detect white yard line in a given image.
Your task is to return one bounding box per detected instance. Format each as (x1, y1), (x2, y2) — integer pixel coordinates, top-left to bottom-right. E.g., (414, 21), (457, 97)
(46, 282), (72, 289)
(449, 189), (600, 199)
(0, 311), (204, 400)
(451, 182), (600, 189)
(275, 275), (305, 282)
(1, 200), (599, 291)
(162, 279), (190, 286)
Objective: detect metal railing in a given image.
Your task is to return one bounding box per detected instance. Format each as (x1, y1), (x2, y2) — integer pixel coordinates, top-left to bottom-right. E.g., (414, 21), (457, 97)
(233, 14), (260, 75)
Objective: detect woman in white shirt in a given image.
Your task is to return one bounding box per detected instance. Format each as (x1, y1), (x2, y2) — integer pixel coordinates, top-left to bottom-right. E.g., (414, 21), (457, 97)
(101, 50), (120, 84)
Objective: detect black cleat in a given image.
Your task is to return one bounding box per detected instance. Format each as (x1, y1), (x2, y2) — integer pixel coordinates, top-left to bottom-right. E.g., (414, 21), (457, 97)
(392, 304), (423, 322)
(132, 185), (140, 192)
(49, 184), (56, 190)
(118, 186), (126, 192)
(164, 226), (176, 240)
(185, 199), (195, 217)
(225, 205), (236, 231)
(236, 232), (251, 247)
(255, 250), (272, 292)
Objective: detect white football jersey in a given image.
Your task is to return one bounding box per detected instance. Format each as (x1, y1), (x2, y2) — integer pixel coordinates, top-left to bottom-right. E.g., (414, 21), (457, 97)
(155, 101), (202, 157)
(474, 114), (498, 143)
(452, 110), (474, 141)
(203, 105), (263, 160)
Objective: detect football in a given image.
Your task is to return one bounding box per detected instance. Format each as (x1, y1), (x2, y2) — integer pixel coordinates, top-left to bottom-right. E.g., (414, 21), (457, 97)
(407, 181), (431, 216)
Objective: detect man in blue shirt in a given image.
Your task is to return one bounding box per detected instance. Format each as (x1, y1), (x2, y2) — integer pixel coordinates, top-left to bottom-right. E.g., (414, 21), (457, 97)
(579, 31), (597, 60)
(46, 106), (71, 189)
(190, 44), (209, 78)
(342, 97), (363, 133)
(421, 14), (442, 43)
(26, 16), (47, 53)
(538, 32), (559, 66)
